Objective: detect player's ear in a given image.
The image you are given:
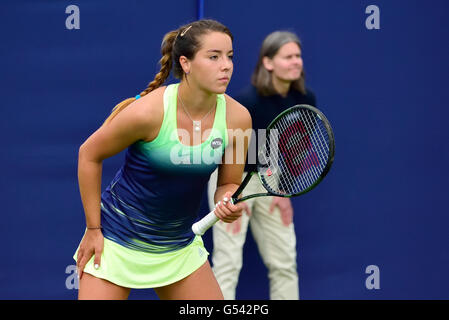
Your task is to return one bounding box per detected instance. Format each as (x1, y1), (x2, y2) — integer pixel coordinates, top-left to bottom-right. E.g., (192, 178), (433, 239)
(262, 56), (274, 72)
(179, 56), (191, 75)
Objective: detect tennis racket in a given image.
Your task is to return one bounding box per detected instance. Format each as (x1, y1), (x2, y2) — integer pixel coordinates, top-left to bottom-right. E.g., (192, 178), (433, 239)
(192, 104), (335, 235)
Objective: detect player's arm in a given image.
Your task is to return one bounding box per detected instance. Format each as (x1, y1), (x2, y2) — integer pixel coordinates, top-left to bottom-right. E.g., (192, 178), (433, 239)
(77, 91), (163, 228)
(214, 96), (252, 222)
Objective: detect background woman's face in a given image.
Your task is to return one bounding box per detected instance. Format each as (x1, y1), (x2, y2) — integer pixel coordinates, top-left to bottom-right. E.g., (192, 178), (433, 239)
(265, 41), (303, 83)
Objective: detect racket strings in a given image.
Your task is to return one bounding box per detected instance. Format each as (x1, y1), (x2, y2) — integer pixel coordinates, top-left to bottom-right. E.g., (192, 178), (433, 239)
(278, 114), (322, 190)
(260, 108), (331, 195)
(286, 111), (330, 188)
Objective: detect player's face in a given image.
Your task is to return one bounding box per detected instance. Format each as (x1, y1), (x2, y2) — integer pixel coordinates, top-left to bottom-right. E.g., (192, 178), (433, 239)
(187, 31), (234, 94)
(266, 42), (303, 83)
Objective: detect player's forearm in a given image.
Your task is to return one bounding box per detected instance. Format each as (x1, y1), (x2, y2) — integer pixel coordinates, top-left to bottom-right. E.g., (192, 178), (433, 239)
(214, 183), (239, 204)
(77, 150), (103, 228)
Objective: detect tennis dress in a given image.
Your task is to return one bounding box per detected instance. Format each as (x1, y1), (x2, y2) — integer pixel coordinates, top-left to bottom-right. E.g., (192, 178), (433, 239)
(74, 83), (228, 288)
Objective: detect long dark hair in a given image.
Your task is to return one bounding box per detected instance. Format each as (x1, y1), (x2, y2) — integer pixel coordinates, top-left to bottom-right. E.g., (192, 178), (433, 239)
(104, 19), (233, 124)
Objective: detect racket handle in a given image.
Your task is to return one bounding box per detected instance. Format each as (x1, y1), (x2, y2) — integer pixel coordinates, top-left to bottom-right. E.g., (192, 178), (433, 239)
(192, 210), (219, 236)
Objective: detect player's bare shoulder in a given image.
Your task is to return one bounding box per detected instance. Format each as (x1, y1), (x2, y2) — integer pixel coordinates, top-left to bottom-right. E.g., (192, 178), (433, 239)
(224, 94), (252, 131)
(132, 86), (165, 124)
(124, 86), (166, 141)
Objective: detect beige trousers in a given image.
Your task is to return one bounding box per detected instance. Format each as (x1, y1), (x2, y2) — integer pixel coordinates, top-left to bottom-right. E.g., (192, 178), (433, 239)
(207, 169), (299, 300)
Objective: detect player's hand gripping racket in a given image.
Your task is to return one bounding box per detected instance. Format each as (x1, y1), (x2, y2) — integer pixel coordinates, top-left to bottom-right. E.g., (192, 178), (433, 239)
(192, 104), (335, 235)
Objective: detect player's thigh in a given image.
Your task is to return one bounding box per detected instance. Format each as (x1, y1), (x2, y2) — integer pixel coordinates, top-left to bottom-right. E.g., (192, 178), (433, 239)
(78, 273), (131, 300)
(154, 260), (224, 300)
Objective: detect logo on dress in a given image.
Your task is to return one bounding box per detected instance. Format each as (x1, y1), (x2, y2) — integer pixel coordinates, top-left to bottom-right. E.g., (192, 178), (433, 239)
(211, 138), (223, 149)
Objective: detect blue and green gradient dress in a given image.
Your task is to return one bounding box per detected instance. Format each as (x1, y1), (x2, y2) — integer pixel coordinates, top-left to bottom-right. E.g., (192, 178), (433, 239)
(74, 83), (228, 288)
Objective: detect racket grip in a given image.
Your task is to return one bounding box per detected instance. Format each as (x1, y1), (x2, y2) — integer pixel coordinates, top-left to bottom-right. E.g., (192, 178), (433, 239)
(192, 210), (219, 236)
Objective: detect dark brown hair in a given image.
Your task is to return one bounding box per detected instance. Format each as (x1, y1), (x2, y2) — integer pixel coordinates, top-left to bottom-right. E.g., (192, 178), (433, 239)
(104, 19), (233, 124)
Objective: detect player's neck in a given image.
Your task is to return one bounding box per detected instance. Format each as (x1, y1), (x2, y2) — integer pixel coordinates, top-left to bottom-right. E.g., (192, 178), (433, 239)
(178, 82), (216, 116)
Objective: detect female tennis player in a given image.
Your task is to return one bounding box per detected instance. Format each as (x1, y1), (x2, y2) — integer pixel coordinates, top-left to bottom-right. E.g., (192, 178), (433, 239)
(74, 19), (251, 300)
(208, 31), (316, 299)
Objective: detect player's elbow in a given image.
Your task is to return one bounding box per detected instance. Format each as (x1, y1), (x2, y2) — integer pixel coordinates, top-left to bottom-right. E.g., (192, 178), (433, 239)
(78, 143), (89, 164)
(239, 106), (252, 131)
(78, 142), (101, 164)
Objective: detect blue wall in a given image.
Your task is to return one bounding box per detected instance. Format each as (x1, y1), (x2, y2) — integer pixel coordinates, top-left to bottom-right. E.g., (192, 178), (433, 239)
(1, 0), (448, 299)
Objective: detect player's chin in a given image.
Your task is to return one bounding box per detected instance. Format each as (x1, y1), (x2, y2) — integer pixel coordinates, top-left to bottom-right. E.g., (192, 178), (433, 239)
(212, 85), (229, 94)
(211, 80), (230, 94)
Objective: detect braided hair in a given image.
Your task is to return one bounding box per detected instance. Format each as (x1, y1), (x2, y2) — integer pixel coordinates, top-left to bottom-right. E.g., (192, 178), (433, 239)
(104, 19), (233, 124)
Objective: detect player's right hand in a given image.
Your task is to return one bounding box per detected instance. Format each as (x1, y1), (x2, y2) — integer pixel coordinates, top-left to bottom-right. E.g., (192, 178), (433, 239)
(76, 229), (104, 280)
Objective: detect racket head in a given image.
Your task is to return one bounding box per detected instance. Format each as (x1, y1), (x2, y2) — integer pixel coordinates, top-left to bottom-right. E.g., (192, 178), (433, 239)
(256, 104), (335, 197)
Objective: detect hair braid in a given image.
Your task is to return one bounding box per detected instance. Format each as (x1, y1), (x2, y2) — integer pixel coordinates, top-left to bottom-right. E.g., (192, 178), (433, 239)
(103, 31), (177, 125)
(139, 30), (177, 96)
(103, 20), (232, 125)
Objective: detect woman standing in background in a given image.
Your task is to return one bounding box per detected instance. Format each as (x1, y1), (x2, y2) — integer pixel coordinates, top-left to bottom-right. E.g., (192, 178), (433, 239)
(208, 30), (317, 300)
